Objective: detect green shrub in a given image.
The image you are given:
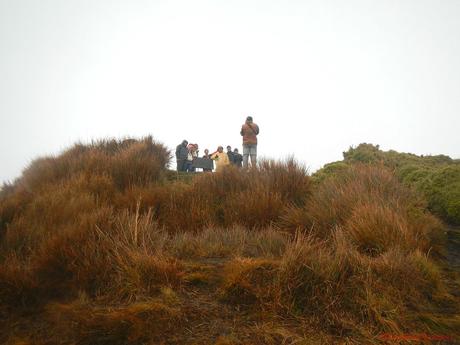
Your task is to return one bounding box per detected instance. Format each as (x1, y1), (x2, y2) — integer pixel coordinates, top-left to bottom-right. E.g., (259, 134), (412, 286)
(314, 143), (460, 224)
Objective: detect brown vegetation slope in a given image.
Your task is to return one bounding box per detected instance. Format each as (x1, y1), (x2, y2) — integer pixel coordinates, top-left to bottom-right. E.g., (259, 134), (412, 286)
(0, 137), (459, 344)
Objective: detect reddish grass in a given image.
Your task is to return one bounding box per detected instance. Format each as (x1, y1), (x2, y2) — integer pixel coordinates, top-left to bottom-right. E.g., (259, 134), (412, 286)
(0, 138), (458, 344)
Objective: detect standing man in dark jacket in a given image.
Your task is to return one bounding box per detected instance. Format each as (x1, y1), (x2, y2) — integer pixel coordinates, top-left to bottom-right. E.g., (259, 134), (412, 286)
(202, 149), (213, 172)
(175, 140), (188, 172)
(240, 116), (259, 168)
(233, 148), (243, 168)
(226, 146), (235, 165)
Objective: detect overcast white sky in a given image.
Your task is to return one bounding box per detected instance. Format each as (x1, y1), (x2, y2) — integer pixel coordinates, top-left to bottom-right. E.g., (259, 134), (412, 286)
(1, 0), (459, 183)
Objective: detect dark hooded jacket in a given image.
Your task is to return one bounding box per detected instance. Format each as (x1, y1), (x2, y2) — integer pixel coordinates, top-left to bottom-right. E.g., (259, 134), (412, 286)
(233, 152), (243, 167)
(176, 141), (188, 160)
(227, 150), (235, 164)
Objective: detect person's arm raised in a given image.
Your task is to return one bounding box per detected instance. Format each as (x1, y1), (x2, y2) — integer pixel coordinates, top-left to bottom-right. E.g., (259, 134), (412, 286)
(210, 151), (219, 159)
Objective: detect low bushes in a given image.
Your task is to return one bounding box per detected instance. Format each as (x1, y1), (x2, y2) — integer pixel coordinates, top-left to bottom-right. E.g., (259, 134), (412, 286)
(283, 164), (444, 255)
(316, 143), (460, 224)
(0, 137), (458, 343)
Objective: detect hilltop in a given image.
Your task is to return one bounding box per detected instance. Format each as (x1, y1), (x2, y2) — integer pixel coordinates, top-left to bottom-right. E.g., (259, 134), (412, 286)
(0, 137), (459, 344)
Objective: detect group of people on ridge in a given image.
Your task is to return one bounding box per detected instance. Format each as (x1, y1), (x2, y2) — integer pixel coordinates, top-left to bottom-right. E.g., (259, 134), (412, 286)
(175, 116), (260, 172)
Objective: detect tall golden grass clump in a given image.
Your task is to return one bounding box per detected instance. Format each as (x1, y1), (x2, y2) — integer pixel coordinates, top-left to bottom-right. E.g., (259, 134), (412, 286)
(118, 157), (311, 231)
(0, 138), (458, 344)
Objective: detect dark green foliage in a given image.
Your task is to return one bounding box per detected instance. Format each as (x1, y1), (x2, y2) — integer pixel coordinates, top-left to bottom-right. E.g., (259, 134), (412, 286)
(311, 161), (349, 183)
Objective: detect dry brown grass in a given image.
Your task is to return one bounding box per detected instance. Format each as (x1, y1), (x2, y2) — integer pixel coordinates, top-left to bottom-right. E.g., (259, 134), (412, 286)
(0, 138), (458, 344)
(44, 297), (183, 345)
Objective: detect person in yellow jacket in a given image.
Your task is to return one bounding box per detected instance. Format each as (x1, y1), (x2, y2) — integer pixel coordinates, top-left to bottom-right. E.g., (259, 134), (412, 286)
(210, 146), (230, 171)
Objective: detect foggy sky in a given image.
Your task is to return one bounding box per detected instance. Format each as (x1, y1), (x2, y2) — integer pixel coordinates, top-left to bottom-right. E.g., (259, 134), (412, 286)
(1, 0), (459, 183)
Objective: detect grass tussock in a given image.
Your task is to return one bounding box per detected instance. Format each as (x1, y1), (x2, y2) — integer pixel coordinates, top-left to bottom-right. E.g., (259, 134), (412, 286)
(0, 137), (458, 344)
(281, 164), (444, 255)
(45, 297), (183, 345)
(221, 258), (279, 308)
(315, 143), (460, 224)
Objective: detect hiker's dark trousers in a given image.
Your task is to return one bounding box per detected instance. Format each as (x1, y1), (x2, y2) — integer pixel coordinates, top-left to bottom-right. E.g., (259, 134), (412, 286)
(177, 159), (187, 172)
